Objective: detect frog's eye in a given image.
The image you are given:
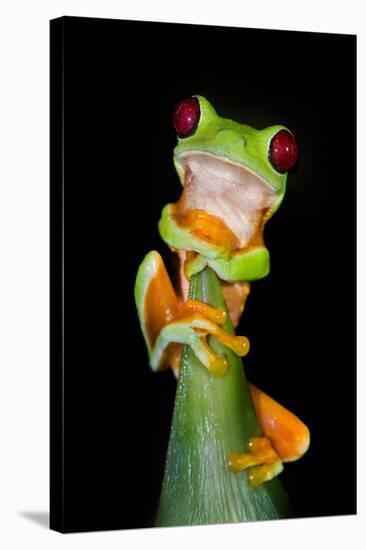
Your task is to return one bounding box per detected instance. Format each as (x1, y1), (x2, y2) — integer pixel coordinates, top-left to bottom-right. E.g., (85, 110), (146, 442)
(269, 129), (298, 173)
(173, 97), (200, 138)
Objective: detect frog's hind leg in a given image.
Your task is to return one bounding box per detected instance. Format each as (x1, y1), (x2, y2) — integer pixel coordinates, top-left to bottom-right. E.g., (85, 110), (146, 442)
(249, 384), (310, 463)
(229, 436), (284, 487)
(135, 251), (250, 376)
(221, 280), (251, 327)
(228, 384), (310, 486)
(135, 250), (180, 370)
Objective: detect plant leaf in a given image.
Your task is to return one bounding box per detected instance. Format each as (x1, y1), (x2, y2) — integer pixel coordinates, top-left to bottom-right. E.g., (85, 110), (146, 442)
(156, 267), (291, 526)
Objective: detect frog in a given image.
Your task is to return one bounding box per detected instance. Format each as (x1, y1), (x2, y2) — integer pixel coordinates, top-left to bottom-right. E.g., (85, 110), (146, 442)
(135, 95), (309, 487)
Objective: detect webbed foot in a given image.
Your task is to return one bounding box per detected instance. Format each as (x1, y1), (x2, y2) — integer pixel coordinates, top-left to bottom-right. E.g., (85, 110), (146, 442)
(228, 437), (283, 487)
(158, 300), (250, 377)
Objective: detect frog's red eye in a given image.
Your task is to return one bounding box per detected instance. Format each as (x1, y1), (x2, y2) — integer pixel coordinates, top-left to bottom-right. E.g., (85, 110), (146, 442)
(173, 97), (200, 138)
(269, 129), (298, 173)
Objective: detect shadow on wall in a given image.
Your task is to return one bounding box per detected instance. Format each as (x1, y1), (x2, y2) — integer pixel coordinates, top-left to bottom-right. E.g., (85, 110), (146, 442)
(19, 511), (49, 529)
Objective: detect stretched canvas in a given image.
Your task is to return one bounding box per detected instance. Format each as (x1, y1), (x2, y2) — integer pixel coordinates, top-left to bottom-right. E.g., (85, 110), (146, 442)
(50, 16), (356, 532)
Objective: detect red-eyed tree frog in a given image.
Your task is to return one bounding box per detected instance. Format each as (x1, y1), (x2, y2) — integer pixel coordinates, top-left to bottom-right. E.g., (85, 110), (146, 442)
(135, 96), (309, 486)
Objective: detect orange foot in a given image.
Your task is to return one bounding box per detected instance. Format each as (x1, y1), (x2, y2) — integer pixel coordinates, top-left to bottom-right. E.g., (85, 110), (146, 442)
(228, 437), (284, 487)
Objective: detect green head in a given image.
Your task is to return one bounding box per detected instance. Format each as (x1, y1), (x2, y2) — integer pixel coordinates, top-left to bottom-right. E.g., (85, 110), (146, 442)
(172, 95), (298, 225)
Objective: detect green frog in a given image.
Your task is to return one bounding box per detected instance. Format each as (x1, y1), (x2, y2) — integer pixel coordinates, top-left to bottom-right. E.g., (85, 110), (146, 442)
(135, 96), (309, 486)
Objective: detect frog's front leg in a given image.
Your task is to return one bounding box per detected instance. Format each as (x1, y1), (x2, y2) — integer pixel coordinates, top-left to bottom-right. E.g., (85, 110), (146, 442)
(135, 251), (249, 377)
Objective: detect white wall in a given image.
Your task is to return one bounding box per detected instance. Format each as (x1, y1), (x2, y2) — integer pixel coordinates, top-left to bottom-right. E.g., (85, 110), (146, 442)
(0, 1), (363, 548)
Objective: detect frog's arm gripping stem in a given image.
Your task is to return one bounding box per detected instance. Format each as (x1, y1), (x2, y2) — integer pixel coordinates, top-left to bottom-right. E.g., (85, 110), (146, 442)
(135, 251), (249, 377)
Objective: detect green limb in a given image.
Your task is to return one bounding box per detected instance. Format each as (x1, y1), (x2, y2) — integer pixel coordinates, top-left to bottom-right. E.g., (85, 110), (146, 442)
(207, 246), (270, 281)
(158, 204), (229, 260)
(159, 204), (270, 282)
(151, 318), (228, 376)
(134, 250), (161, 352)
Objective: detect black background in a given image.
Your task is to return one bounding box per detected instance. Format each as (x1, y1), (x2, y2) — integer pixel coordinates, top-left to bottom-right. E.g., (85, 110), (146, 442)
(51, 16), (356, 532)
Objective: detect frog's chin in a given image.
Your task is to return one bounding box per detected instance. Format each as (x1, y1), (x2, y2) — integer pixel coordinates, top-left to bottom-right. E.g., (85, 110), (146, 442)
(175, 151), (277, 248)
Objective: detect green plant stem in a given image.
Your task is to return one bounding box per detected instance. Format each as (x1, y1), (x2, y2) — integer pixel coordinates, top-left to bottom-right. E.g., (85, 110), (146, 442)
(156, 267), (291, 526)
